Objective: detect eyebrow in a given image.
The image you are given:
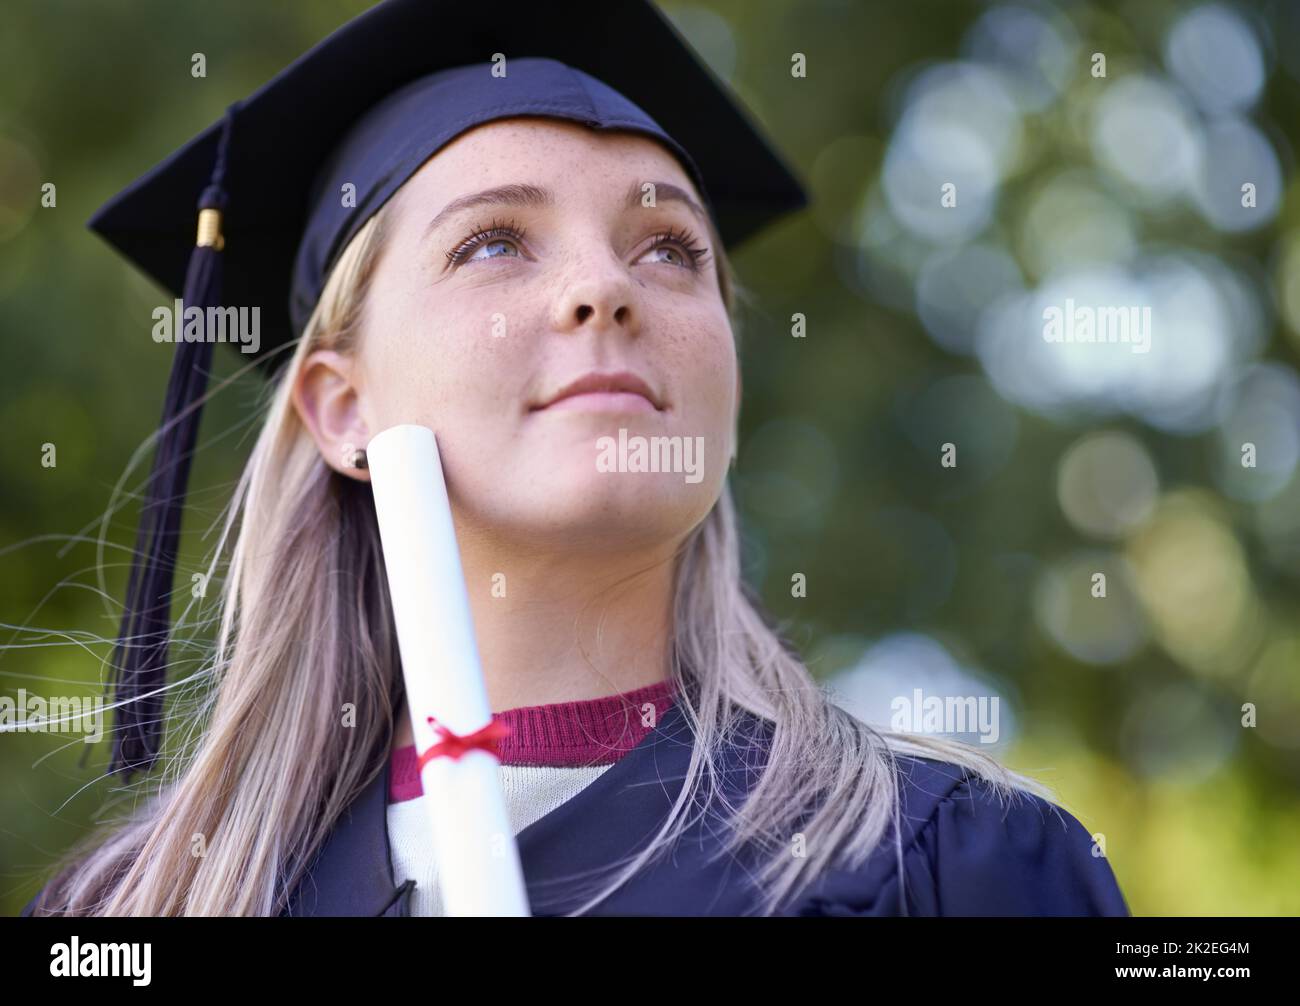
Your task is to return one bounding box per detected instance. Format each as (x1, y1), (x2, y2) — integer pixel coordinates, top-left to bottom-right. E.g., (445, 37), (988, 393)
(422, 179), (709, 245)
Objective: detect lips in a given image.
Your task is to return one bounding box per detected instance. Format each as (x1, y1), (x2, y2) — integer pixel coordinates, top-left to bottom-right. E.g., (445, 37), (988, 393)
(532, 370), (664, 412)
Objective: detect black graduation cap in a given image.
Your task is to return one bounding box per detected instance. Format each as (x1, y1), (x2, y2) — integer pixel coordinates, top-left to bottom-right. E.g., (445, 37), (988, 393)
(89, 0), (810, 779)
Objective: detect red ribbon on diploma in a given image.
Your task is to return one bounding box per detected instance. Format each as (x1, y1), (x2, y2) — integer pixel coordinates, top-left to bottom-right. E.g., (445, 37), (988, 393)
(417, 715), (513, 770)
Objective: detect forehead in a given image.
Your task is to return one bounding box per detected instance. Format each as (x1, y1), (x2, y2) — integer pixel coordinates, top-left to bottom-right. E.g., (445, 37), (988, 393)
(400, 116), (704, 204)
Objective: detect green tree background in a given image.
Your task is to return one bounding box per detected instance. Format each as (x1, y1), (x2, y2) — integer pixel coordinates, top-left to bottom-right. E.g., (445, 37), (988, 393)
(2, 0), (1298, 915)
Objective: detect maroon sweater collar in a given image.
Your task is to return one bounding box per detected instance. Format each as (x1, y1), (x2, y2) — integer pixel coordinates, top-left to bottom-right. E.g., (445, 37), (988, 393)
(389, 677), (678, 803)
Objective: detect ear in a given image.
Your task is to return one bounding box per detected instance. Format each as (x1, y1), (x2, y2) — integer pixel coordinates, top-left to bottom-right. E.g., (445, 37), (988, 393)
(292, 348), (371, 481)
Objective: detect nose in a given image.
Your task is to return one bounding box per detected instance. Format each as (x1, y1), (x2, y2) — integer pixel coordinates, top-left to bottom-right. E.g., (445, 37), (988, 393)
(551, 251), (640, 337)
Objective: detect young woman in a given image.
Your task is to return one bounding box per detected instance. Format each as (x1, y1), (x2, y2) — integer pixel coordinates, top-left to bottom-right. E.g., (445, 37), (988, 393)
(19, 0), (1128, 917)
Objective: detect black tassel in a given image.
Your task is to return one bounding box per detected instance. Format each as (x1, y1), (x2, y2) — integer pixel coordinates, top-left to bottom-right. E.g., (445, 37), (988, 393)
(108, 105), (238, 779)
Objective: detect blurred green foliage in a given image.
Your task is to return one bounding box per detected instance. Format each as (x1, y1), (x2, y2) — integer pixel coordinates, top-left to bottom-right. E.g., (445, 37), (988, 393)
(2, 0), (1297, 916)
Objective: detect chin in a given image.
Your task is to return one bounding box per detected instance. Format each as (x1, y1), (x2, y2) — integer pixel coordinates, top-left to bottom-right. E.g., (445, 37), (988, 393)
(508, 473), (717, 549)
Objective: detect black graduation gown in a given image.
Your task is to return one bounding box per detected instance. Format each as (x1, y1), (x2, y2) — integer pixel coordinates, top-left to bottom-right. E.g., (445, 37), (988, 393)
(282, 699), (1131, 917)
(20, 698), (1131, 917)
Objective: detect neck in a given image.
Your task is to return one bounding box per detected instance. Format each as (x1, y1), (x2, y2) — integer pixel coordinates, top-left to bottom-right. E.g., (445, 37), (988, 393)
(391, 522), (682, 750)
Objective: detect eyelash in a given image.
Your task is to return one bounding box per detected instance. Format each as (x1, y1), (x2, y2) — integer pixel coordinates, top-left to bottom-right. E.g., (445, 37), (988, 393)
(445, 216), (527, 266)
(443, 216), (711, 271)
(645, 225), (712, 271)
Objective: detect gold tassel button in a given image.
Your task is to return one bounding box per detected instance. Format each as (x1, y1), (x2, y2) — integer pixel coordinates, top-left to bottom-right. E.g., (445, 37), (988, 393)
(196, 207), (225, 251)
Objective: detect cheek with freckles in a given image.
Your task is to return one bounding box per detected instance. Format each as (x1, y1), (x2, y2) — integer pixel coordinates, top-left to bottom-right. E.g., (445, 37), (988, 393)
(653, 301), (737, 459)
(359, 255), (543, 441)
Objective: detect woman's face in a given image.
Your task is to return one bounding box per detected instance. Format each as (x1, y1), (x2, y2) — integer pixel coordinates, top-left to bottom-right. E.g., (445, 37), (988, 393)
(330, 117), (738, 551)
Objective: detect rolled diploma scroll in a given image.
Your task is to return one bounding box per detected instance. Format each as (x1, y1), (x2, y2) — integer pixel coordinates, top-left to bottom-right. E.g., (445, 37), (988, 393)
(365, 424), (531, 916)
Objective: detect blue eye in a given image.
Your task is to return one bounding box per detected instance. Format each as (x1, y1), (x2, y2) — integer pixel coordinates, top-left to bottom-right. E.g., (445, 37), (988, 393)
(469, 237), (520, 261)
(444, 219), (711, 271)
(638, 226), (710, 271)
(446, 218), (527, 266)
(641, 244), (688, 267)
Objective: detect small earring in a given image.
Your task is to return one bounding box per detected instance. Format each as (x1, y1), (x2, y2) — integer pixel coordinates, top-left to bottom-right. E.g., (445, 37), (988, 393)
(350, 448), (368, 469)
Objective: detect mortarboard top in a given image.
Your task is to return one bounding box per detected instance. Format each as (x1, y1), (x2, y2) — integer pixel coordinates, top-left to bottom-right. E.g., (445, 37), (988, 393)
(88, 0), (811, 779)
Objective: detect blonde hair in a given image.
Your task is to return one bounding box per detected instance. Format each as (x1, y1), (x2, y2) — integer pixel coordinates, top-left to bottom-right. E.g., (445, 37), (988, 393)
(25, 180), (1054, 917)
